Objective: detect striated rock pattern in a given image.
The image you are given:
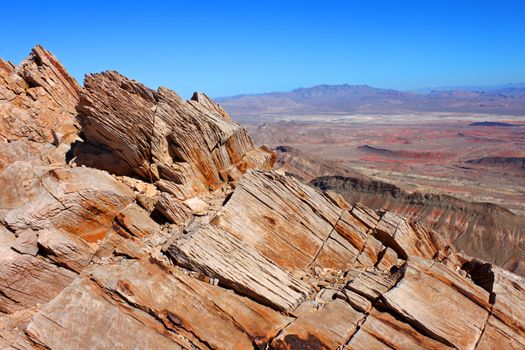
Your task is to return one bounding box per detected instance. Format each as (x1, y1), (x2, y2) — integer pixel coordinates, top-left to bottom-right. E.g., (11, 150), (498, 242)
(76, 71), (274, 198)
(0, 47), (524, 350)
(274, 145), (525, 276)
(0, 45), (81, 144)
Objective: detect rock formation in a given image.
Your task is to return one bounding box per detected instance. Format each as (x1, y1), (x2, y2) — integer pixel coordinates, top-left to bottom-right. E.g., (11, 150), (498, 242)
(0, 47), (524, 349)
(275, 145), (525, 276)
(76, 71), (274, 198)
(0, 45), (81, 144)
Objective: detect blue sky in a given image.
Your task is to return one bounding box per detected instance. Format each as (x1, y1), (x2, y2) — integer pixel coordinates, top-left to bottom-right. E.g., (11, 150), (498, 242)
(1, 1), (524, 97)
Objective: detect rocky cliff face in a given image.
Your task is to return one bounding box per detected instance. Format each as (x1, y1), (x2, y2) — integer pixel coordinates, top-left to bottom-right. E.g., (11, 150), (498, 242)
(0, 47), (524, 350)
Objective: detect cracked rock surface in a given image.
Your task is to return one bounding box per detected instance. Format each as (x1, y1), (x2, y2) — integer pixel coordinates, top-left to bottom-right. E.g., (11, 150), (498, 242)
(0, 47), (524, 350)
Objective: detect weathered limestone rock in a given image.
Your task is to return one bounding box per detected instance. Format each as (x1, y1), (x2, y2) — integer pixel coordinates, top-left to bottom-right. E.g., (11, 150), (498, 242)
(183, 196), (209, 215)
(0, 307), (36, 348)
(346, 309), (453, 350)
(351, 202), (381, 228)
(0, 140), (67, 171)
(374, 211), (442, 259)
(0, 164), (134, 242)
(490, 265), (525, 334)
(154, 192), (192, 225)
(381, 257), (490, 349)
(37, 229), (97, 272)
(476, 315), (525, 350)
(1, 47), (524, 350)
(0, 249), (76, 313)
(77, 71), (274, 198)
(11, 230), (39, 256)
(271, 299), (364, 350)
(345, 269), (400, 301)
(167, 223), (311, 311)
(211, 170), (345, 270)
(26, 279), (184, 350)
(0, 46), (80, 144)
(89, 259), (292, 349)
(114, 203), (160, 238)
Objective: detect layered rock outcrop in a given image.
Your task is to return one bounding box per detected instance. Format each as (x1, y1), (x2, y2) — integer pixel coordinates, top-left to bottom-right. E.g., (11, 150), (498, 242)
(0, 45), (81, 144)
(0, 47), (524, 350)
(274, 145), (525, 276)
(76, 71), (274, 198)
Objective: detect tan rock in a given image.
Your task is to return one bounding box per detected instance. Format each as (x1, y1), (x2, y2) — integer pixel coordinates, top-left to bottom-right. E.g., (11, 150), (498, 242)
(0, 140), (67, 171)
(182, 196), (209, 215)
(347, 309), (453, 349)
(0, 249), (75, 313)
(340, 289), (372, 313)
(476, 315), (525, 350)
(89, 259), (292, 349)
(345, 269), (400, 301)
(351, 203), (380, 228)
(26, 279), (184, 350)
(212, 170), (343, 270)
(271, 299), (364, 350)
(0, 46), (80, 144)
(381, 257), (490, 349)
(376, 246), (399, 271)
(490, 264), (525, 334)
(154, 192), (192, 225)
(11, 230), (38, 256)
(77, 71), (273, 197)
(167, 223), (310, 311)
(114, 203), (160, 238)
(0, 164), (134, 243)
(324, 190), (352, 209)
(37, 229), (96, 272)
(0, 307), (36, 348)
(374, 211), (441, 259)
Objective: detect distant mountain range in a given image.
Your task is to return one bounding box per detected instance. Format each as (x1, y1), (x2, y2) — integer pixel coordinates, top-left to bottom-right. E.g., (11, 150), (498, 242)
(217, 84), (525, 116)
(410, 83), (525, 94)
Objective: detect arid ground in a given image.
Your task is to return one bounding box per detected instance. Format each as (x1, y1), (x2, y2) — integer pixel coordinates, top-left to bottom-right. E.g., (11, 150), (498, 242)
(238, 113), (525, 215)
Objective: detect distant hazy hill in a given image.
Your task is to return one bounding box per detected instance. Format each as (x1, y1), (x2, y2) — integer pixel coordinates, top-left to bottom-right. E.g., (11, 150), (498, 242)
(217, 84), (525, 116)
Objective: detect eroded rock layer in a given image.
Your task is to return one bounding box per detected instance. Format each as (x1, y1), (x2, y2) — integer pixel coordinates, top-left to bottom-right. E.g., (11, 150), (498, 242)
(76, 71), (274, 198)
(274, 145), (525, 276)
(0, 47), (524, 350)
(0, 45), (81, 144)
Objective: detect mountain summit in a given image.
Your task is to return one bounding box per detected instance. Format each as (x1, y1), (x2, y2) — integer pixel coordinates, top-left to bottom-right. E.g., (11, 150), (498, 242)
(0, 47), (524, 349)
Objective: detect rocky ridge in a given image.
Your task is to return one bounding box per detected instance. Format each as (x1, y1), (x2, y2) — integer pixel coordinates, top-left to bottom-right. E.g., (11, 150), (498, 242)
(275, 145), (525, 277)
(0, 47), (524, 349)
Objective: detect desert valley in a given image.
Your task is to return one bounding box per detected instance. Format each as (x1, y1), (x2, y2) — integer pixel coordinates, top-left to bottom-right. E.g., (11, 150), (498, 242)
(219, 89), (525, 276)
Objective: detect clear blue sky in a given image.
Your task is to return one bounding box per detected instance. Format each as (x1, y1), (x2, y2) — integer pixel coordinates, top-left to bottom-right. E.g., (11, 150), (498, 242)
(1, 1), (524, 97)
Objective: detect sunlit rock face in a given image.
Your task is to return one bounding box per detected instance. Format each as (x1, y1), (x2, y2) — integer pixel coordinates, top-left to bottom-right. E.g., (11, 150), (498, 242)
(76, 70), (274, 198)
(0, 47), (524, 350)
(0, 45), (81, 144)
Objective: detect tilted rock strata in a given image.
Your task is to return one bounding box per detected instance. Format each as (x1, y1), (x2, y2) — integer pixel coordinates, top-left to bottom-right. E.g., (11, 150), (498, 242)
(275, 145), (525, 276)
(0, 45), (81, 144)
(168, 223), (311, 311)
(0, 47), (524, 350)
(311, 174), (525, 275)
(77, 71), (274, 198)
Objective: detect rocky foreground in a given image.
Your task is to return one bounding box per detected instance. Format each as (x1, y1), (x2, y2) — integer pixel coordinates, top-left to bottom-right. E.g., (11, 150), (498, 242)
(0, 46), (524, 350)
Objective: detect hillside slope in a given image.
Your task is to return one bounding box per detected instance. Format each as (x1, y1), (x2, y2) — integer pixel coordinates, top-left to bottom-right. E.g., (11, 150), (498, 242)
(0, 47), (524, 349)
(275, 146), (525, 276)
